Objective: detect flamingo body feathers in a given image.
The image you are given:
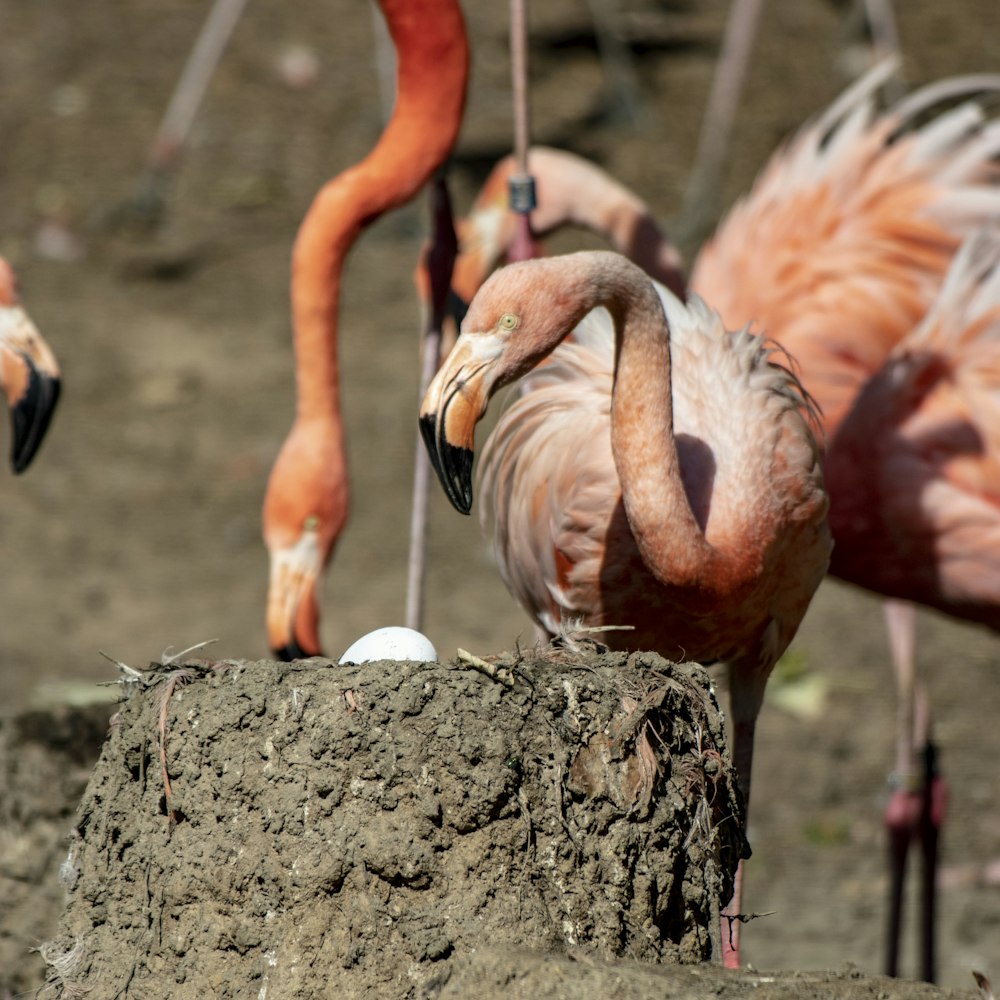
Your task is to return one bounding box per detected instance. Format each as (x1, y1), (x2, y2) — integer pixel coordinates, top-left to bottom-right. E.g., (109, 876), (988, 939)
(693, 65), (1000, 439)
(826, 228), (1000, 625)
(479, 281), (828, 670)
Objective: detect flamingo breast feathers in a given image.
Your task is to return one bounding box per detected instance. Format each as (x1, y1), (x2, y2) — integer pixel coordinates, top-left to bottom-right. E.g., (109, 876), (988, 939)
(478, 280), (829, 648)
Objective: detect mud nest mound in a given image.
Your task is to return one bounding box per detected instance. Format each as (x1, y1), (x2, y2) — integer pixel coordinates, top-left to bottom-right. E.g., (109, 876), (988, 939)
(0, 702), (112, 995)
(47, 647), (746, 999)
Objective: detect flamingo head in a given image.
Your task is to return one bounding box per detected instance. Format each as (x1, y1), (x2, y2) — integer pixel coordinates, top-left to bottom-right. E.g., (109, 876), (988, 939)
(420, 253), (594, 513)
(262, 418), (347, 661)
(0, 259), (61, 473)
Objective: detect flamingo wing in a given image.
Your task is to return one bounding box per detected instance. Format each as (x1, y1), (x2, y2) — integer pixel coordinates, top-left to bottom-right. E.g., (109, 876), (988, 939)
(692, 63), (1000, 438)
(826, 228), (1000, 623)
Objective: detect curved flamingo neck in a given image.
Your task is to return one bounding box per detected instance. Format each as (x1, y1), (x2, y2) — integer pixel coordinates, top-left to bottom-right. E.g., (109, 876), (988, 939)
(541, 157), (685, 298)
(606, 275), (731, 600)
(545, 253), (753, 607)
(290, 0), (469, 422)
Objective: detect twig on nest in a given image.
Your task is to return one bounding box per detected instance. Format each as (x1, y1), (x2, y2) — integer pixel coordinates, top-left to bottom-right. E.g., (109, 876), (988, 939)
(98, 638), (220, 693)
(98, 649), (145, 689)
(160, 638), (218, 666)
(722, 908), (775, 953)
(546, 619), (635, 659)
(456, 647), (517, 688)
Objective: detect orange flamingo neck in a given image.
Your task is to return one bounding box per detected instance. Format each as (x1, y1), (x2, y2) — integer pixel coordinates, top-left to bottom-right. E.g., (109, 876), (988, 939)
(289, 0), (469, 422)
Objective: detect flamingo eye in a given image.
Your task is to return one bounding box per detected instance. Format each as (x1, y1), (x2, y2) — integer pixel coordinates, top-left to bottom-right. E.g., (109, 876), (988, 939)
(499, 313), (519, 331)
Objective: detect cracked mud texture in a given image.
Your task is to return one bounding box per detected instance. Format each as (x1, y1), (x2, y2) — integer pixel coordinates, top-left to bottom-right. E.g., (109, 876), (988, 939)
(48, 650), (744, 998)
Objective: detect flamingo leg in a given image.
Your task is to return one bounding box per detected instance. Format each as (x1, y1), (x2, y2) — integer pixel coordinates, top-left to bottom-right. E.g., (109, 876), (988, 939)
(918, 728), (947, 983)
(405, 174), (458, 631)
(122, 0), (250, 228)
(883, 598), (917, 977)
(882, 599), (947, 982)
(861, 0), (903, 73)
(677, 0), (764, 242)
(505, 0), (541, 266)
(721, 857), (746, 969)
(721, 670), (764, 969)
(884, 769), (918, 977)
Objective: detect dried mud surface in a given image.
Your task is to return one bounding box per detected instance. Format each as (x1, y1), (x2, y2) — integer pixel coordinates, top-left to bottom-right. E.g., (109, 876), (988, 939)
(49, 651), (743, 998)
(0, 703), (112, 994)
(1, 0), (1000, 996)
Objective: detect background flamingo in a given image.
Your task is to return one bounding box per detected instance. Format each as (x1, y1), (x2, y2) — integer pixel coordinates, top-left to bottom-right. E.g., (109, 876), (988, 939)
(412, 145), (688, 385)
(0, 257), (61, 473)
(445, 145), (686, 308)
(420, 249), (832, 968)
(692, 64), (1000, 980)
(692, 62), (1000, 437)
(820, 228), (1000, 979)
(261, 0), (468, 659)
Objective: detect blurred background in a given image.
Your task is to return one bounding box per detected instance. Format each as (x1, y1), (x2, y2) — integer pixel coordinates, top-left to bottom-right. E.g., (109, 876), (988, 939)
(1, 0), (998, 985)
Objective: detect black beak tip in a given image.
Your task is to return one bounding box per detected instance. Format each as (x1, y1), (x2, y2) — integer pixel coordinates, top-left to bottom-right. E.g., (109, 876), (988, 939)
(419, 414), (474, 515)
(10, 369), (61, 474)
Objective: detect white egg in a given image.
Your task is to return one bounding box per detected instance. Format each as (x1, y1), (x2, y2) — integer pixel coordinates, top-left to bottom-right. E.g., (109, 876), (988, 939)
(338, 626), (438, 665)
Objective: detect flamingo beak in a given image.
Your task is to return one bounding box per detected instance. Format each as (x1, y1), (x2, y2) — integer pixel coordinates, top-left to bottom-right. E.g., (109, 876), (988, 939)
(267, 526), (324, 661)
(419, 333), (501, 515)
(0, 305), (61, 474)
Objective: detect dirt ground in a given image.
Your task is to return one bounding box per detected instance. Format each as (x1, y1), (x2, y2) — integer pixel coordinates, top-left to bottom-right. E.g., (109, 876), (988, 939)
(1, 0), (999, 992)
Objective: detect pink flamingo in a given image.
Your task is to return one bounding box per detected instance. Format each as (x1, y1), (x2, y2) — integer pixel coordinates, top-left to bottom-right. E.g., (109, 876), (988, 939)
(420, 250), (832, 968)
(428, 62), (1000, 973)
(0, 258), (61, 472)
(262, 0), (468, 659)
(445, 146), (686, 309)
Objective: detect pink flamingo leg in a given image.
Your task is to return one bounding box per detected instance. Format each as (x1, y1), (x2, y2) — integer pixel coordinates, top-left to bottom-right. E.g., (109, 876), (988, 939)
(721, 682), (762, 969)
(884, 598), (918, 977)
(721, 859), (745, 969)
(918, 724), (948, 982)
(405, 174), (458, 631)
(885, 771), (919, 976)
